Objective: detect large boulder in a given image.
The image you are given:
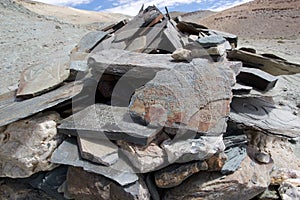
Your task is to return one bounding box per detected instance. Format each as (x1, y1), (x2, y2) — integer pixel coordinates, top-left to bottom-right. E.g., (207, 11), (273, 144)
(0, 112), (62, 178)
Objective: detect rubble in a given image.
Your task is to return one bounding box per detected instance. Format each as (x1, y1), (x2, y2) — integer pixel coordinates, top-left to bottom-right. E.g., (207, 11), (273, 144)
(1, 3), (300, 200)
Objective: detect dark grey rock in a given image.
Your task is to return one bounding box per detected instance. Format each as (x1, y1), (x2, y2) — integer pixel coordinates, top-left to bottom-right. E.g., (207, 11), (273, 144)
(237, 67), (278, 91)
(221, 146), (247, 174)
(197, 35), (226, 48)
(230, 97), (300, 138)
(77, 31), (107, 53)
(0, 81), (83, 127)
(58, 104), (162, 146)
(51, 138), (138, 186)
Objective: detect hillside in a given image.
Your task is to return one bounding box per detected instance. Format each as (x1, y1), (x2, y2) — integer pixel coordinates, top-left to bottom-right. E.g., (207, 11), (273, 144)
(198, 0), (300, 39)
(15, 0), (129, 25)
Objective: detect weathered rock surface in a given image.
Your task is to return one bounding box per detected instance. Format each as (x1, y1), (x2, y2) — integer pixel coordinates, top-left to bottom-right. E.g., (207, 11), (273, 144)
(78, 137), (119, 166)
(0, 82), (83, 127)
(16, 62), (70, 98)
(58, 104), (162, 146)
(88, 49), (174, 77)
(76, 31), (107, 53)
(221, 146), (247, 174)
(230, 97), (300, 138)
(164, 153), (273, 200)
(66, 166), (150, 200)
(161, 135), (225, 163)
(117, 140), (168, 173)
(0, 112), (62, 178)
(51, 137), (138, 186)
(237, 67), (278, 91)
(129, 58), (235, 134)
(154, 161), (208, 188)
(196, 35), (226, 48)
(227, 49), (300, 75)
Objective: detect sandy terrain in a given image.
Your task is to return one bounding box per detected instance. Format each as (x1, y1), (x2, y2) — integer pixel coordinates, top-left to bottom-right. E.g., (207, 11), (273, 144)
(16, 0), (129, 25)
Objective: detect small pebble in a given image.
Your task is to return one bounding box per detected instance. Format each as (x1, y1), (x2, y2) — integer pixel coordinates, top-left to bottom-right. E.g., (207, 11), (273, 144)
(255, 152), (270, 164)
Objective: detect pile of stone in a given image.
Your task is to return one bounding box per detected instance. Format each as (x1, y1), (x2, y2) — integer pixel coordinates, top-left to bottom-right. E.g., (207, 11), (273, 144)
(1, 5), (300, 200)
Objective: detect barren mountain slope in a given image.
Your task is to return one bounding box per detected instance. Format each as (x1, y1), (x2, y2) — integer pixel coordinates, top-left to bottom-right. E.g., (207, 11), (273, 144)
(198, 0), (300, 39)
(16, 0), (129, 25)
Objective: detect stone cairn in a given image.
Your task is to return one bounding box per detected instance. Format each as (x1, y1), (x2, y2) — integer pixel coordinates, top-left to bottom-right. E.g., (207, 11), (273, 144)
(1, 5), (300, 200)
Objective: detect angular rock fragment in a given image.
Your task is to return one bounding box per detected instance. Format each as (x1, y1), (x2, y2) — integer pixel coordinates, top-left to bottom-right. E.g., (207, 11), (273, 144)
(66, 166), (112, 200)
(196, 35), (226, 48)
(161, 135), (225, 163)
(117, 140), (168, 173)
(58, 104), (162, 146)
(0, 112), (62, 178)
(232, 83), (253, 95)
(237, 67), (278, 91)
(51, 138), (138, 186)
(17, 62), (70, 98)
(227, 49), (300, 75)
(76, 31), (107, 53)
(164, 154), (273, 200)
(221, 146), (247, 174)
(129, 58), (235, 134)
(66, 166), (150, 200)
(206, 152), (227, 171)
(154, 161), (208, 188)
(88, 49), (174, 78)
(171, 48), (192, 61)
(230, 97), (300, 138)
(78, 137), (119, 166)
(0, 82), (83, 127)
(101, 19), (128, 34)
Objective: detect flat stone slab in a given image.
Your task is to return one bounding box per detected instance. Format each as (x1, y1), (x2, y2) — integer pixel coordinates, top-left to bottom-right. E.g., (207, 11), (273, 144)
(51, 138), (138, 186)
(58, 104), (162, 146)
(78, 137), (119, 166)
(230, 97), (300, 138)
(196, 35), (226, 48)
(129, 58), (235, 135)
(76, 31), (107, 53)
(0, 82), (83, 127)
(227, 49), (300, 75)
(237, 67), (278, 91)
(88, 49), (174, 77)
(17, 62), (70, 98)
(221, 146), (247, 175)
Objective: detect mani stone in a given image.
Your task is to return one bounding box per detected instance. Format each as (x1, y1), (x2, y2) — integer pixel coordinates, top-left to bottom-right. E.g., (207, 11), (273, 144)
(66, 166), (150, 200)
(230, 97), (300, 138)
(161, 135), (225, 164)
(0, 82), (83, 127)
(51, 137), (138, 186)
(237, 67), (278, 91)
(227, 49), (300, 75)
(17, 62), (70, 98)
(78, 137), (119, 166)
(163, 154), (273, 200)
(129, 58), (235, 135)
(154, 161), (208, 188)
(0, 112), (63, 178)
(58, 104), (162, 146)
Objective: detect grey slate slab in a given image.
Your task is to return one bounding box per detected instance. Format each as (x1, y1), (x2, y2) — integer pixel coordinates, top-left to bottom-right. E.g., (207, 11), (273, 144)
(51, 138), (138, 186)
(230, 97), (300, 138)
(77, 31), (107, 53)
(237, 67), (278, 91)
(197, 35), (226, 48)
(58, 104), (162, 146)
(221, 146), (247, 174)
(0, 82), (83, 127)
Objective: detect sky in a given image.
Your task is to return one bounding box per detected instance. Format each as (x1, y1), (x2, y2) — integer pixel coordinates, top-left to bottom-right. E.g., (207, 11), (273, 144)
(34, 0), (253, 16)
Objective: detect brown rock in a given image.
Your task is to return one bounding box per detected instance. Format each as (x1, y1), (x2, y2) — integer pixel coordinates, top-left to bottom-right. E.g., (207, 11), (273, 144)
(164, 152), (273, 199)
(129, 58), (235, 134)
(206, 152), (227, 171)
(154, 161), (208, 188)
